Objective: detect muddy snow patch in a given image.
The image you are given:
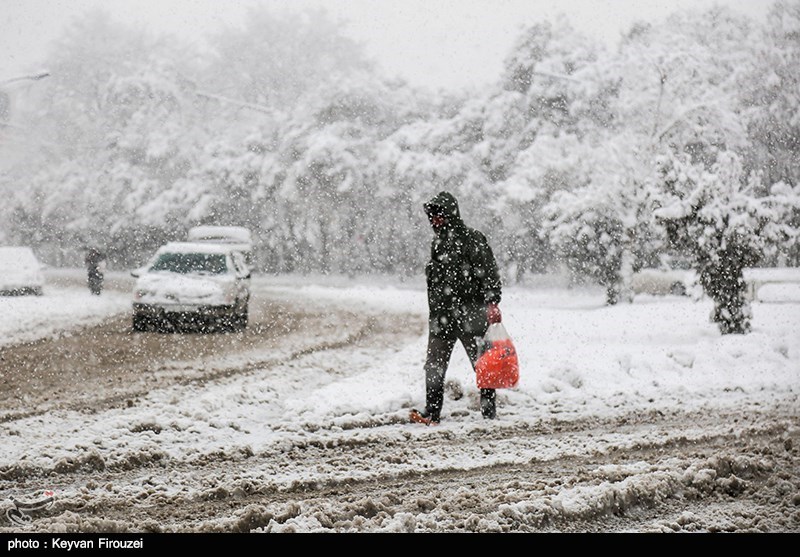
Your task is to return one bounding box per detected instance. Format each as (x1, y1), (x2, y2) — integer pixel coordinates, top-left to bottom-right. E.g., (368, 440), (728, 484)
(0, 287), (130, 348)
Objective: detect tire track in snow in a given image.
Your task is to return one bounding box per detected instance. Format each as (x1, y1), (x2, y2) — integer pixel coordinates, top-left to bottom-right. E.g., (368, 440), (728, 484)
(2, 406), (796, 532)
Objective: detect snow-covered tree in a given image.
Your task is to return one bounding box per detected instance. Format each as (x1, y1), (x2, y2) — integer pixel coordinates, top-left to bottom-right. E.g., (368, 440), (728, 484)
(0, 11), (202, 265)
(2, 2), (798, 284)
(540, 6), (760, 299)
(653, 151), (798, 334)
(274, 76), (431, 274)
(204, 6), (371, 110)
(739, 1), (800, 189)
(739, 0), (800, 264)
(459, 18), (610, 279)
(0, 7), (388, 269)
(541, 135), (660, 303)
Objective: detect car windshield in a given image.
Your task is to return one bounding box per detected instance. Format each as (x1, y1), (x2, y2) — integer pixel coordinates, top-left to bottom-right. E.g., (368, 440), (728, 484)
(150, 253), (228, 275)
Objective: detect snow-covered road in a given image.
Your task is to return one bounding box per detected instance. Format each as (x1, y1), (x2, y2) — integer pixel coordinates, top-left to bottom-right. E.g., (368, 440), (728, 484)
(0, 271), (798, 532)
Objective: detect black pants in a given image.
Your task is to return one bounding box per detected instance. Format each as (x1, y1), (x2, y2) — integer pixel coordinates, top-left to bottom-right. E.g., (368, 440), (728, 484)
(88, 271), (103, 295)
(424, 332), (496, 422)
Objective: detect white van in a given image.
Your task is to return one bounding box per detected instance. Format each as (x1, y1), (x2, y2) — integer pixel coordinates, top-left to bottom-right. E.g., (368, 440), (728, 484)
(186, 226), (254, 270)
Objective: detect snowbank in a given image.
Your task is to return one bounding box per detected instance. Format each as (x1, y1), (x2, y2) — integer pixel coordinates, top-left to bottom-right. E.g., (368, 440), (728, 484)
(0, 287), (130, 348)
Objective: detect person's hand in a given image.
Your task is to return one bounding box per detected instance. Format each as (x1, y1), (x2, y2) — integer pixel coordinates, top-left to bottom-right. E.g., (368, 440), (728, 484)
(487, 303), (502, 324)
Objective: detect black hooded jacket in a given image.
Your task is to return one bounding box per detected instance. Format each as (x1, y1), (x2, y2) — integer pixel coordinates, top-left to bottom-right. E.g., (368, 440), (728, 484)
(424, 191), (502, 337)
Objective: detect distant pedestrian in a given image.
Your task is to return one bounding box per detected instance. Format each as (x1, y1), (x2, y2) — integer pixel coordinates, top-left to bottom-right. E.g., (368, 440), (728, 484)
(85, 247), (106, 295)
(410, 191), (503, 426)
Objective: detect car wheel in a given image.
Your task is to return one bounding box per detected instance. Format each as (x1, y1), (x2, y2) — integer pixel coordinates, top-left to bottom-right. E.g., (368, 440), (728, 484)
(231, 299), (248, 331)
(237, 306), (248, 331)
(132, 313), (149, 332)
(208, 316), (224, 334)
(222, 311), (239, 333)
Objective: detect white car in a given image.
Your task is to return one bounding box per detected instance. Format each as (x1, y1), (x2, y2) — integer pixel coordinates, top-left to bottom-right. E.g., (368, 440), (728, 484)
(0, 246), (44, 296)
(632, 268), (698, 297)
(131, 242), (251, 332)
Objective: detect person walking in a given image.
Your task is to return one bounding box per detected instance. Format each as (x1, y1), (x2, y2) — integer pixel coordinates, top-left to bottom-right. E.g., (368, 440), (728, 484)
(410, 191), (503, 426)
(85, 247), (107, 295)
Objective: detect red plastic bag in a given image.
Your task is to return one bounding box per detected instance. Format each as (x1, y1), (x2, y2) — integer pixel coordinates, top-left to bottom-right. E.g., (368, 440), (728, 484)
(475, 323), (519, 389)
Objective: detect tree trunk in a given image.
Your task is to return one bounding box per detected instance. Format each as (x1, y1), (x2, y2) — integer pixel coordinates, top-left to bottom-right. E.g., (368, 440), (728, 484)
(618, 245), (635, 304)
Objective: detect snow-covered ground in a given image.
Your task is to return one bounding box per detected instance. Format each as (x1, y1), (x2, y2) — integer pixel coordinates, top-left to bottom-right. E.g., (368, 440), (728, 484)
(1, 272), (798, 532)
(253, 276), (800, 424)
(0, 286), (130, 349)
(3, 273), (796, 419)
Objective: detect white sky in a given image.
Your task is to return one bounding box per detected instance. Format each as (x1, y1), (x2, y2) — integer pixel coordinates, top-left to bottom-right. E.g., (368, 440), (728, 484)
(1, 0), (775, 92)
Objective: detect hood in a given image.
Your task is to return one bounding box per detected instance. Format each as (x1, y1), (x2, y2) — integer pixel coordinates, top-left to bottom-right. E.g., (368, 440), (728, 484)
(424, 191), (464, 229)
(135, 272), (228, 304)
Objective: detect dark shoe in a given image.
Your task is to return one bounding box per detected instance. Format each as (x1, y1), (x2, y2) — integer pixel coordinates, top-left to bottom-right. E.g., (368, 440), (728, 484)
(409, 408), (439, 426)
